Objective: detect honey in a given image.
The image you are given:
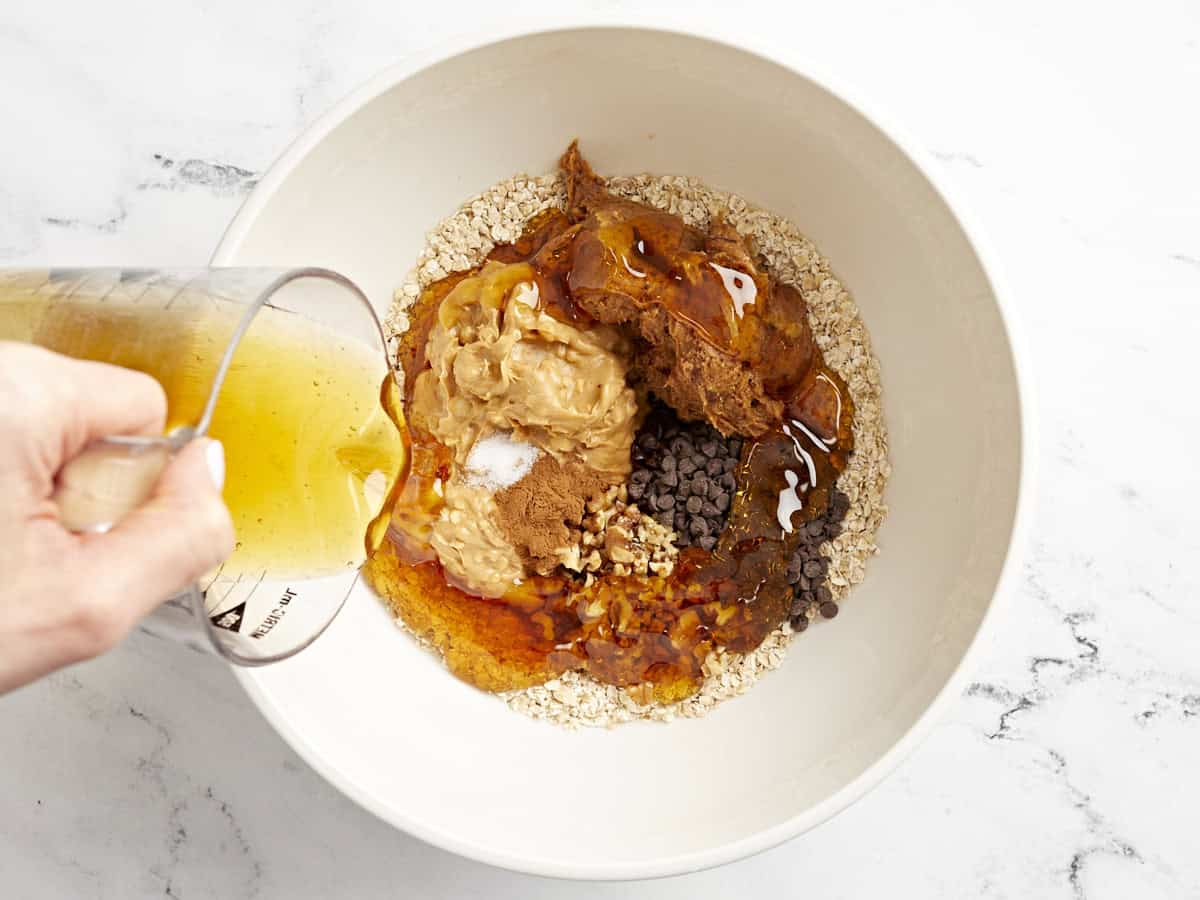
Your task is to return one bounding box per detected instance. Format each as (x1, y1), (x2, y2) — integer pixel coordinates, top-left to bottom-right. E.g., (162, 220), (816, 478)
(0, 276), (406, 579)
(369, 205), (855, 702)
(368, 425), (839, 701)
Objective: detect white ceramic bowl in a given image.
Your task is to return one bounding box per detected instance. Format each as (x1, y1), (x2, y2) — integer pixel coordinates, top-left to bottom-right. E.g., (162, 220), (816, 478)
(214, 23), (1031, 880)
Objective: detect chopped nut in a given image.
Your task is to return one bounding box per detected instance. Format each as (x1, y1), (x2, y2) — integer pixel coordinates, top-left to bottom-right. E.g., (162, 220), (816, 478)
(607, 540), (635, 564)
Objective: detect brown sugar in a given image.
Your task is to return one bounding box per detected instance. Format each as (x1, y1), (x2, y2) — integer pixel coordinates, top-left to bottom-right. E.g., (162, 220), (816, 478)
(553, 142), (826, 440)
(495, 455), (611, 575)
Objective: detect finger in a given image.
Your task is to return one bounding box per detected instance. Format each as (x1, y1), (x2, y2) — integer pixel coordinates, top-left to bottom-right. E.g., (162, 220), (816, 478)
(56, 354), (169, 456)
(2, 346), (169, 488)
(75, 438), (233, 637)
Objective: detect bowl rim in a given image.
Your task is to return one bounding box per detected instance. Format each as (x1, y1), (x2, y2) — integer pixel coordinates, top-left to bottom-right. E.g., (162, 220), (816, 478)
(212, 15), (1037, 882)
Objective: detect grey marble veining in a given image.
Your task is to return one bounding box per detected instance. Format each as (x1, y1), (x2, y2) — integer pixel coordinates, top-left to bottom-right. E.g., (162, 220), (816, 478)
(2, 1), (1198, 897)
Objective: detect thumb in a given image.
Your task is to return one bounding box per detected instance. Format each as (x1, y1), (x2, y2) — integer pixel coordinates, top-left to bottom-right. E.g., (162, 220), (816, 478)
(79, 438), (235, 623)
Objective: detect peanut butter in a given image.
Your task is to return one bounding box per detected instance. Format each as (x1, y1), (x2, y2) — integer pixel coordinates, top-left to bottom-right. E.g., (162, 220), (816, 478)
(429, 478), (524, 598)
(410, 262), (639, 479)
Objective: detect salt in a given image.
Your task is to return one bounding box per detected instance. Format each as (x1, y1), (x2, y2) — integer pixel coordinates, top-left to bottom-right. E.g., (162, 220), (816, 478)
(464, 433), (540, 491)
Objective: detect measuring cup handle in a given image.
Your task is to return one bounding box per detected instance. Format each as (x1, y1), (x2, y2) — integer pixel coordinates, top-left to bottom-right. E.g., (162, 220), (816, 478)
(52, 437), (174, 533)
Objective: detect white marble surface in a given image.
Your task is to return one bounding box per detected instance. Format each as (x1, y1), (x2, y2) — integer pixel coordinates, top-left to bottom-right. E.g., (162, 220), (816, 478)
(2, 1), (1198, 896)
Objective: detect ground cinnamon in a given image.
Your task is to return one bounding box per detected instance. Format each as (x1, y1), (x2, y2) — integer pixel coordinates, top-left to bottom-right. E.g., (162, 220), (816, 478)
(495, 455), (610, 575)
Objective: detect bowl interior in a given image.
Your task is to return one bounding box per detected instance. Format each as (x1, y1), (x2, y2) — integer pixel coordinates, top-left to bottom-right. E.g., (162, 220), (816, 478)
(215, 27), (1023, 878)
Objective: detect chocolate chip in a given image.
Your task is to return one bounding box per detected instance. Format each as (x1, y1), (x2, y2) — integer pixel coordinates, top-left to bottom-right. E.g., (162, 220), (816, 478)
(797, 575), (811, 591)
(628, 405), (744, 558)
(655, 510), (674, 528)
(815, 584), (832, 605)
(819, 601), (839, 619)
(806, 519), (825, 537)
(802, 560), (823, 579)
(790, 615), (809, 632)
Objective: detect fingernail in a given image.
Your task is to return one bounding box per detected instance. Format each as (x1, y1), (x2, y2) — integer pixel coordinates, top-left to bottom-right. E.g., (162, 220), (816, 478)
(204, 439), (225, 490)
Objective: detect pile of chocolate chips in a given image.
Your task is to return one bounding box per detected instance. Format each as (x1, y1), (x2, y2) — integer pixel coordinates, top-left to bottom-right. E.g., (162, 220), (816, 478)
(628, 407), (742, 551)
(628, 405), (852, 631)
(786, 487), (851, 631)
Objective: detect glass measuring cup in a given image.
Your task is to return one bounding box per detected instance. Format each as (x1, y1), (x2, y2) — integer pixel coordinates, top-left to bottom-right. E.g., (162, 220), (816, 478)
(0, 268), (405, 664)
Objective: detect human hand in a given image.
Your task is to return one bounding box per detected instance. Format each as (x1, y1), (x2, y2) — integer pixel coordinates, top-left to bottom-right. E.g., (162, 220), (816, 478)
(0, 343), (234, 694)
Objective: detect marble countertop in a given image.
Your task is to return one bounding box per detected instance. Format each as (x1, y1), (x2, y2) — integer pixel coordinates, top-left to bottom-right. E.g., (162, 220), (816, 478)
(2, 1), (1198, 896)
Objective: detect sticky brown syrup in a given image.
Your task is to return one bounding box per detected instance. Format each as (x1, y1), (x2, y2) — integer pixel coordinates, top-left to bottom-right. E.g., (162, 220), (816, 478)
(367, 209), (854, 702)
